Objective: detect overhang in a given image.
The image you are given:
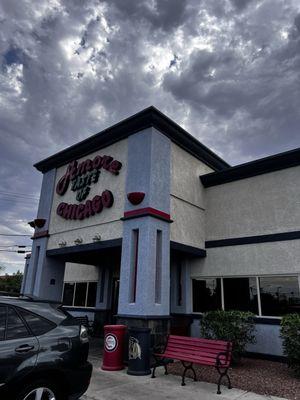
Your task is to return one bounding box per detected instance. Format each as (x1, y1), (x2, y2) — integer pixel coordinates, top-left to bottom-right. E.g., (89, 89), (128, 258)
(46, 239), (122, 264)
(34, 106), (229, 173)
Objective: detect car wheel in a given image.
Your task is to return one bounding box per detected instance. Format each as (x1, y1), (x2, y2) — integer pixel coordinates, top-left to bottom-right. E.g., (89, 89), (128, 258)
(16, 380), (65, 400)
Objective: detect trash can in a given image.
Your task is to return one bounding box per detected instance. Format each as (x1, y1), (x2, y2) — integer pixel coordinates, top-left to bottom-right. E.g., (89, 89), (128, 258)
(102, 325), (127, 371)
(127, 327), (151, 376)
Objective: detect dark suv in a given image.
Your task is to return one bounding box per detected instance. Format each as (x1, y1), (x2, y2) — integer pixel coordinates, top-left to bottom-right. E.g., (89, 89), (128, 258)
(0, 296), (92, 400)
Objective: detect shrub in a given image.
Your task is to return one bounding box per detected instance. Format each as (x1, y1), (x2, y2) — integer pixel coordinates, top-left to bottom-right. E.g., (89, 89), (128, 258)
(280, 314), (300, 376)
(200, 310), (256, 363)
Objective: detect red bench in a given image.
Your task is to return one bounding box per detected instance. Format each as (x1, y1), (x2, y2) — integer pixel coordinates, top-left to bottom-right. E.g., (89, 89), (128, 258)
(151, 335), (232, 394)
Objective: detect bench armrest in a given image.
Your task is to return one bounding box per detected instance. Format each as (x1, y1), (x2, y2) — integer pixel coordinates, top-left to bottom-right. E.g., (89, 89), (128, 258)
(152, 335), (169, 354)
(216, 351), (230, 367)
(153, 342), (166, 354)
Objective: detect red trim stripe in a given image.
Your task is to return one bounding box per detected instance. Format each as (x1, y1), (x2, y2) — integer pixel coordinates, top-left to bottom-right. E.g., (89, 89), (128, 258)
(124, 207), (171, 221)
(31, 230), (49, 239)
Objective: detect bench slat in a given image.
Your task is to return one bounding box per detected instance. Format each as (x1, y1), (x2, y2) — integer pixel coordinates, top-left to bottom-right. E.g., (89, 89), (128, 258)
(165, 346), (229, 360)
(169, 335), (230, 347)
(154, 352), (229, 367)
(168, 337), (230, 351)
(167, 342), (229, 354)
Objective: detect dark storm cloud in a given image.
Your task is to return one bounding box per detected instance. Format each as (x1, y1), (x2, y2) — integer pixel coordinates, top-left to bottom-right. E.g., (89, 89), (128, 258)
(109, 0), (189, 32)
(0, 0), (300, 271)
(230, 0), (253, 11)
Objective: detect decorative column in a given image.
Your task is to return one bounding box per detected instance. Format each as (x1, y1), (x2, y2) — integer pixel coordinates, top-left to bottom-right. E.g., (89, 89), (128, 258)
(93, 265), (113, 336)
(117, 127), (171, 343)
(23, 169), (65, 301)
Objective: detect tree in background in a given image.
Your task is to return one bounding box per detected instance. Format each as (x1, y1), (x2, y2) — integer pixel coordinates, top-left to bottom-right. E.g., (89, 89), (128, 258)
(0, 270), (23, 295)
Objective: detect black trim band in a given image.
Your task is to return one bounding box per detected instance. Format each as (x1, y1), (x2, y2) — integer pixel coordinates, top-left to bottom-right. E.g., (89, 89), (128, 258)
(244, 352), (287, 363)
(117, 314), (171, 320)
(201, 146), (300, 187)
(205, 230), (300, 248)
(186, 314), (281, 325)
(253, 317), (281, 325)
(47, 238), (122, 257)
(170, 241), (206, 257)
(63, 306), (97, 312)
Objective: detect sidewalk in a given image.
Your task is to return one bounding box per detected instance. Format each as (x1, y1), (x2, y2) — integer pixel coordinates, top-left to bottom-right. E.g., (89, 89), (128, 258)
(81, 351), (287, 400)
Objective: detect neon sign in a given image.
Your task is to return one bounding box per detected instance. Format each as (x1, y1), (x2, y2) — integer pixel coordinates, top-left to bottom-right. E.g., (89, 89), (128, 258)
(56, 154), (122, 220)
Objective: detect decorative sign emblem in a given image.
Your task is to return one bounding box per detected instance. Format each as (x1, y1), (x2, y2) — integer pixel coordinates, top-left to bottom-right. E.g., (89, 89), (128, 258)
(105, 334), (118, 352)
(128, 336), (142, 360)
(56, 154), (122, 221)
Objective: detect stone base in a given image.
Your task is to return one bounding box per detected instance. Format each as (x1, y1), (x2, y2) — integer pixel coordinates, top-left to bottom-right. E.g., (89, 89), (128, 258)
(116, 316), (171, 353)
(93, 309), (111, 337)
(170, 314), (193, 336)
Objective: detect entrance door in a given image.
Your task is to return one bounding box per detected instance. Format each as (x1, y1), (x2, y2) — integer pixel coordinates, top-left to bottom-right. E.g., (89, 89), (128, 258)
(110, 278), (120, 324)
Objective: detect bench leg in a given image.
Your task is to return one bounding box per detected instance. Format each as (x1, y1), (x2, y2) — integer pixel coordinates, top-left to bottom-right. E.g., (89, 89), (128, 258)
(216, 366), (232, 394)
(151, 355), (169, 379)
(181, 361), (197, 386)
(164, 363), (168, 375)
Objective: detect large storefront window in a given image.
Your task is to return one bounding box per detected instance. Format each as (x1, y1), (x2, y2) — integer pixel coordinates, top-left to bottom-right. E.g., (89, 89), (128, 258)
(62, 281), (97, 308)
(259, 276), (300, 316)
(192, 275), (300, 317)
(62, 283), (75, 306)
(223, 277), (258, 314)
(192, 278), (221, 312)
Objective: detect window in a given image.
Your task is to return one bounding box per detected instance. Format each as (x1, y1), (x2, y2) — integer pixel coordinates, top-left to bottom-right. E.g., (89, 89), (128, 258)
(192, 275), (300, 317)
(129, 229), (139, 303)
(0, 306), (6, 340)
(18, 309), (55, 336)
(259, 276), (300, 316)
(192, 278), (222, 312)
(223, 278), (258, 314)
(74, 282), (88, 307)
(87, 282), (97, 307)
(6, 307), (30, 340)
(155, 230), (162, 304)
(63, 282), (75, 306)
(62, 281), (97, 308)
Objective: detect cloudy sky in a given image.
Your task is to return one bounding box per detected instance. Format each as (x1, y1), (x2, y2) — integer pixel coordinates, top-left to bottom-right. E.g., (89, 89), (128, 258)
(0, 0), (300, 273)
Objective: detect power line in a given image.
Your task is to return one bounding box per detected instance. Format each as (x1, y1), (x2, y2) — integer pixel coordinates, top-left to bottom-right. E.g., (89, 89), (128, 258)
(0, 245), (29, 248)
(0, 250), (30, 253)
(0, 198), (38, 204)
(0, 191), (39, 200)
(0, 234), (31, 237)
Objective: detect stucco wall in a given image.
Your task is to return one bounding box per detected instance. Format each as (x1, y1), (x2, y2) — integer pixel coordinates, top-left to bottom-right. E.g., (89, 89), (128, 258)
(205, 166), (300, 241)
(47, 139), (127, 249)
(64, 263), (99, 282)
(190, 318), (283, 356)
(189, 239), (300, 277)
(170, 143), (213, 248)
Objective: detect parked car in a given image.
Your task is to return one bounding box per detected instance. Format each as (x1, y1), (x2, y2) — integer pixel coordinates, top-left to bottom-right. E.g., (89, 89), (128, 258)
(0, 296), (92, 400)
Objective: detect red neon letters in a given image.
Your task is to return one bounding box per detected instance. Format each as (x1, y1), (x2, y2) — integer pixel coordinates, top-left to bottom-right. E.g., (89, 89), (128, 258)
(57, 190), (114, 220)
(56, 155), (122, 196)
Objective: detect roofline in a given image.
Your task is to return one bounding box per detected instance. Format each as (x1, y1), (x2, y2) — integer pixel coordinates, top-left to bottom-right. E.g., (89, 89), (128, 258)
(34, 106), (229, 173)
(200, 147), (300, 187)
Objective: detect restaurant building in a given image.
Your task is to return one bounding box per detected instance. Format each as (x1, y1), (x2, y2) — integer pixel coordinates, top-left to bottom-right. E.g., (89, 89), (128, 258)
(22, 106), (300, 358)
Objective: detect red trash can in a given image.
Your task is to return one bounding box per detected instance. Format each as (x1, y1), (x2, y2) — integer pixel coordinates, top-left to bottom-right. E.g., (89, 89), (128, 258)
(102, 325), (127, 371)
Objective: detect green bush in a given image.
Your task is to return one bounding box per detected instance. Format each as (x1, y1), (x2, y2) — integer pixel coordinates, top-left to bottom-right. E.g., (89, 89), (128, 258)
(200, 310), (256, 363)
(280, 314), (300, 376)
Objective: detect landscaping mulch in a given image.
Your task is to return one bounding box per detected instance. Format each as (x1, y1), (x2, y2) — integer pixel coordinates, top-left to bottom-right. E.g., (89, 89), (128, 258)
(167, 358), (300, 400)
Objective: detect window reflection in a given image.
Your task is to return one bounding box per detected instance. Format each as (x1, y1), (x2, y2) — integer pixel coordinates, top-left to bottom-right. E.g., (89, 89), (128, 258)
(259, 276), (300, 316)
(223, 277), (258, 314)
(192, 278), (221, 312)
(62, 282), (75, 306)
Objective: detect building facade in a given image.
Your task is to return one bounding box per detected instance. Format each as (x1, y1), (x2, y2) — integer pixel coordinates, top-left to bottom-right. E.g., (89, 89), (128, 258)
(22, 107), (300, 358)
